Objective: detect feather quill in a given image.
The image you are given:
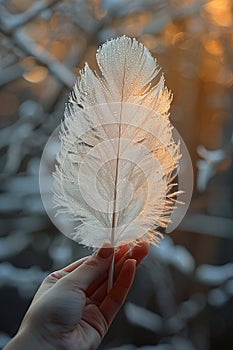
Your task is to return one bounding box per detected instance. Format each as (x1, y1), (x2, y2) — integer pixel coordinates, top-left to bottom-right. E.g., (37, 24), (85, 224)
(53, 36), (181, 285)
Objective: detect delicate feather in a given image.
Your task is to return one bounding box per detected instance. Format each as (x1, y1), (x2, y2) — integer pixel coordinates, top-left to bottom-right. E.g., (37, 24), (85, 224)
(53, 36), (181, 249)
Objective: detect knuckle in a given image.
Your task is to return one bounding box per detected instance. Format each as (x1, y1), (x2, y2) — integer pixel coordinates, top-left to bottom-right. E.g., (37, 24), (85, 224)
(84, 256), (100, 268)
(44, 273), (57, 283)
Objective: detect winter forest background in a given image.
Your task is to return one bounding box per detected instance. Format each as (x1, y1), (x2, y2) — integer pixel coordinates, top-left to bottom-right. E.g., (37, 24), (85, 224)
(0, 0), (233, 349)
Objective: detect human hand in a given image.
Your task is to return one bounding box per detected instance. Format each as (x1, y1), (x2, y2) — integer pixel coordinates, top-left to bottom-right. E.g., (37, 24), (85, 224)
(4, 242), (149, 350)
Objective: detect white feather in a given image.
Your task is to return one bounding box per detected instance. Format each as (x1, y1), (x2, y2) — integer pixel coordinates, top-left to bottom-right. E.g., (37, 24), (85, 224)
(53, 36), (181, 249)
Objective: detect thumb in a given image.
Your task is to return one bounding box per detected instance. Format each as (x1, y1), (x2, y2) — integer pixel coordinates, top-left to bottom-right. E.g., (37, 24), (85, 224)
(61, 244), (114, 291)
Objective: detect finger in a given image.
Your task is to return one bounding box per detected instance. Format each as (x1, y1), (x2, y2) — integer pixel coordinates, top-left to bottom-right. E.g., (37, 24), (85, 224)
(63, 256), (90, 272)
(99, 259), (136, 326)
(115, 241), (149, 269)
(130, 241), (150, 266)
(89, 242), (149, 303)
(114, 244), (131, 263)
(51, 256), (89, 279)
(32, 256), (90, 303)
(85, 244), (131, 297)
(60, 244), (114, 291)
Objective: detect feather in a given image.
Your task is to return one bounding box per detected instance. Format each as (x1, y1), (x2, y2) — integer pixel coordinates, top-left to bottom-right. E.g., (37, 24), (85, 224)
(53, 36), (181, 253)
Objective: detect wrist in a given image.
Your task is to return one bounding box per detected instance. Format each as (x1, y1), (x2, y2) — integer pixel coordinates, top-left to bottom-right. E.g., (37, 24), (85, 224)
(4, 328), (56, 350)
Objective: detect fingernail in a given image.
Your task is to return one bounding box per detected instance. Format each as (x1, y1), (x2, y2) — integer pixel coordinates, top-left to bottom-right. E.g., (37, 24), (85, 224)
(131, 259), (137, 267)
(98, 244), (113, 258)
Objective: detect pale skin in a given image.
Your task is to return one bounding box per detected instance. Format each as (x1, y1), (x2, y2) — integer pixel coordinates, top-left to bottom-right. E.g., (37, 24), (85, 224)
(4, 242), (149, 350)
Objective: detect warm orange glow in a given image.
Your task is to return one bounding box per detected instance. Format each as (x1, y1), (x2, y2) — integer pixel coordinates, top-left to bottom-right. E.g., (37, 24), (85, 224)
(204, 39), (223, 56)
(21, 56), (36, 68)
(23, 66), (48, 83)
(87, 0), (107, 20)
(163, 23), (179, 45)
(203, 0), (233, 27)
(11, 0), (32, 13)
(172, 32), (184, 46)
(39, 38), (50, 47)
(50, 41), (67, 60)
(217, 68), (233, 86)
(50, 13), (60, 30)
(122, 23), (143, 37)
(26, 20), (50, 43)
(199, 56), (221, 82)
(139, 35), (157, 50)
(124, 12), (152, 25)
(118, 12), (152, 37)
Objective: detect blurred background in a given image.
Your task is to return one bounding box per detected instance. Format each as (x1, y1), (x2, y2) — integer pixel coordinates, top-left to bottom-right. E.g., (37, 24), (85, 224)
(0, 0), (232, 349)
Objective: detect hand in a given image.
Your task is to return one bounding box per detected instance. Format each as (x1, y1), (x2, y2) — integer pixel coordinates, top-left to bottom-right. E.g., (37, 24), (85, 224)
(4, 242), (149, 350)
